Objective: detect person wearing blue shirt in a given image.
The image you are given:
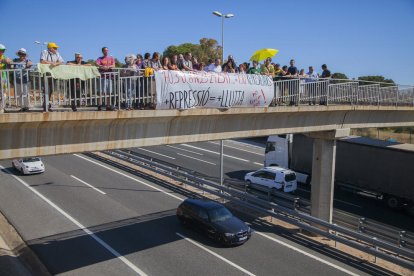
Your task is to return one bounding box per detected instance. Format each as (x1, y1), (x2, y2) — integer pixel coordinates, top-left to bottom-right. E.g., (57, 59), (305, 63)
(287, 59), (298, 76)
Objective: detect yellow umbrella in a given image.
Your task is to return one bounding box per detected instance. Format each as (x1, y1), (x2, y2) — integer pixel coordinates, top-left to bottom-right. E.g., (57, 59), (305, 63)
(249, 48), (279, 62)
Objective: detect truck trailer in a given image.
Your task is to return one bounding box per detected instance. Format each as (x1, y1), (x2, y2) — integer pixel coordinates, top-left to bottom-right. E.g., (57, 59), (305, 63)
(264, 134), (414, 214)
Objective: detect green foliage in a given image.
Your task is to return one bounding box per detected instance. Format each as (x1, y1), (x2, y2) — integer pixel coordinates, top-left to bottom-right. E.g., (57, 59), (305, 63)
(86, 59), (97, 66)
(332, 72), (348, 79)
(331, 72), (348, 84)
(163, 38), (222, 64)
(358, 75), (395, 87)
(392, 127), (414, 133)
(86, 58), (123, 67)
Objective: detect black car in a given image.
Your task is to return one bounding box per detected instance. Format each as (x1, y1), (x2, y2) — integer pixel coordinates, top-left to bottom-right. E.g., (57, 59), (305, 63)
(176, 199), (251, 245)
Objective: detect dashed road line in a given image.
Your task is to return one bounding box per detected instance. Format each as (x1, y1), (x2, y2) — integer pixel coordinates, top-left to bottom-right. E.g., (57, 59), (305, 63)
(166, 145), (204, 155)
(137, 148), (176, 159)
(176, 153), (216, 165)
(71, 175), (106, 195)
(176, 232), (255, 276)
(0, 165), (147, 276)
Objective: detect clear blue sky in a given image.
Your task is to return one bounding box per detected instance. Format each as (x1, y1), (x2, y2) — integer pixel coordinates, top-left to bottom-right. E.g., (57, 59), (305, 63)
(1, 0), (413, 84)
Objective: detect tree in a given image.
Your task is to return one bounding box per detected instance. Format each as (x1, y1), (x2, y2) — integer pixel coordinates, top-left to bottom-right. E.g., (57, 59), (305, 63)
(358, 75), (395, 87)
(114, 58), (124, 68)
(332, 72), (348, 79)
(331, 72), (348, 84)
(163, 38), (221, 64)
(86, 59), (97, 66)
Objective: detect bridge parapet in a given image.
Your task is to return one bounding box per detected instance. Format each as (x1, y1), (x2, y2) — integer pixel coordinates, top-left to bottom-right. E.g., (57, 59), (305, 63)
(1, 67), (413, 113)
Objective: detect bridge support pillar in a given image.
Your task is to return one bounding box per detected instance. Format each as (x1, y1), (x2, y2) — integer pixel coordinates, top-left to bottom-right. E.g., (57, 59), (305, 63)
(306, 129), (350, 223)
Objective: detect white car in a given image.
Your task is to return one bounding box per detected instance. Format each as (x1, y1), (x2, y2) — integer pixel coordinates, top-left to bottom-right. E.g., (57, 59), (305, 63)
(244, 166), (297, 193)
(12, 157), (45, 175)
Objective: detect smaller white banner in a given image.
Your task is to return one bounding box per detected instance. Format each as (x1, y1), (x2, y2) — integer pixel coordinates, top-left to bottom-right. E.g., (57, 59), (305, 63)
(155, 70), (274, 109)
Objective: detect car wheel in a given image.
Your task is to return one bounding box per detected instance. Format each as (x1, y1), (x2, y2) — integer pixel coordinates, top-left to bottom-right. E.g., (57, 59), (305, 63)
(386, 196), (402, 210)
(178, 216), (188, 226)
(405, 204), (414, 217)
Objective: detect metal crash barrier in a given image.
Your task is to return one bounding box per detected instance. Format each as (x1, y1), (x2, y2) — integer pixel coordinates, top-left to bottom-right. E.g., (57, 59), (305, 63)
(88, 149), (414, 271)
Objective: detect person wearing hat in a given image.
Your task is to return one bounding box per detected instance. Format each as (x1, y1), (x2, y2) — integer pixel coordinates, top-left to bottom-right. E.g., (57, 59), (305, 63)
(12, 48), (32, 112)
(67, 53), (91, 111)
(0, 44), (11, 69)
(40, 42), (64, 66)
(40, 42), (64, 110)
(0, 44), (11, 113)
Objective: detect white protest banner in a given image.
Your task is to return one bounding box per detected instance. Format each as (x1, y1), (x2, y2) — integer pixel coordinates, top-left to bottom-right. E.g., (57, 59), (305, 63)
(154, 70), (274, 110)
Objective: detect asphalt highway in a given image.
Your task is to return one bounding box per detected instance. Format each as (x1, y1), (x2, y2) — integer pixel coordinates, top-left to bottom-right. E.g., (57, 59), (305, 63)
(125, 140), (414, 233)
(0, 149), (380, 275)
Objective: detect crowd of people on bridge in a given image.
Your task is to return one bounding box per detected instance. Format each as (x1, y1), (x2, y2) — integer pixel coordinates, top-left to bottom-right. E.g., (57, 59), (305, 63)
(0, 42), (333, 112)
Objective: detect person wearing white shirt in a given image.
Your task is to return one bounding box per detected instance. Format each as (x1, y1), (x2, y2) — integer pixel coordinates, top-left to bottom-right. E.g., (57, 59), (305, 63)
(306, 66), (319, 81)
(205, 58), (222, 73)
(306, 66), (319, 105)
(40, 42), (64, 110)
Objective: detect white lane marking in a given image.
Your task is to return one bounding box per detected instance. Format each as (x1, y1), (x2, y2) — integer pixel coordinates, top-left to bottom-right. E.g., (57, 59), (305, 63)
(253, 231), (359, 276)
(74, 154), (357, 275)
(334, 199), (361, 208)
(0, 165), (147, 276)
(253, 162), (263, 166)
(176, 153), (216, 165)
(226, 139), (266, 150)
(136, 148), (176, 159)
(74, 154), (183, 202)
(176, 232), (255, 276)
(166, 145), (203, 155)
(181, 144), (249, 162)
(71, 175), (106, 195)
(208, 141), (263, 156)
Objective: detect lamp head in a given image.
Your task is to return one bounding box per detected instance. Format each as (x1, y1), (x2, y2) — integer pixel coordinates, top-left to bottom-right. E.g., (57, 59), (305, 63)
(225, 14), (234, 18)
(212, 11), (223, 17)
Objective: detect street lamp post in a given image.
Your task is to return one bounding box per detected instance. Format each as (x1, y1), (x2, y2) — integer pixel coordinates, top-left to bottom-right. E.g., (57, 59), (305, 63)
(34, 41), (48, 54)
(212, 11), (233, 187)
(212, 11), (234, 64)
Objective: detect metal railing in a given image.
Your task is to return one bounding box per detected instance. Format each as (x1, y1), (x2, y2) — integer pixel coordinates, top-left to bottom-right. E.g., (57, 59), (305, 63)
(87, 149), (414, 271)
(1, 68), (414, 112)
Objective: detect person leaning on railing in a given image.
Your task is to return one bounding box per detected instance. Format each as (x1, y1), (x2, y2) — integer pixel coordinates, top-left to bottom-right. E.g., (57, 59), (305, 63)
(0, 44), (11, 69)
(121, 54), (139, 110)
(306, 66), (319, 105)
(260, 58), (275, 77)
(247, 60), (260, 74)
(40, 42), (64, 111)
(66, 53), (91, 111)
(161, 56), (170, 70)
(168, 55), (179, 70)
(12, 48), (32, 112)
(0, 43), (12, 113)
(96, 46), (115, 111)
(318, 64), (331, 105)
(181, 52), (193, 71)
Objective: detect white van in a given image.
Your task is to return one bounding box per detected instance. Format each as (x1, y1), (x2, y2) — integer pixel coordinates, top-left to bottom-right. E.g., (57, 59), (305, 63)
(264, 134), (310, 184)
(244, 166), (297, 193)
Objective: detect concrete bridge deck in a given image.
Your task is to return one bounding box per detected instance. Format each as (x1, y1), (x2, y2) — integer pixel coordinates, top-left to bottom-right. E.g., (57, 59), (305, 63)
(1, 105), (414, 159)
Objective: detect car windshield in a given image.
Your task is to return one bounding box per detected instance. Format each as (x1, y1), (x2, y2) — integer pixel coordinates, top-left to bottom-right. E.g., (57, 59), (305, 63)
(22, 157), (40, 163)
(285, 173), (296, 182)
(208, 206), (233, 223)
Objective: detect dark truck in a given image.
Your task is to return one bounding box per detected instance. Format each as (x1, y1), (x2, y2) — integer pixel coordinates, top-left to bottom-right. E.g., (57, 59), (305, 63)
(265, 134), (414, 215)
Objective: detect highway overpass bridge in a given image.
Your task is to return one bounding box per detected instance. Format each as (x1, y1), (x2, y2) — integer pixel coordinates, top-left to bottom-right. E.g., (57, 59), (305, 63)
(1, 105), (414, 159)
(1, 68), (414, 223)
